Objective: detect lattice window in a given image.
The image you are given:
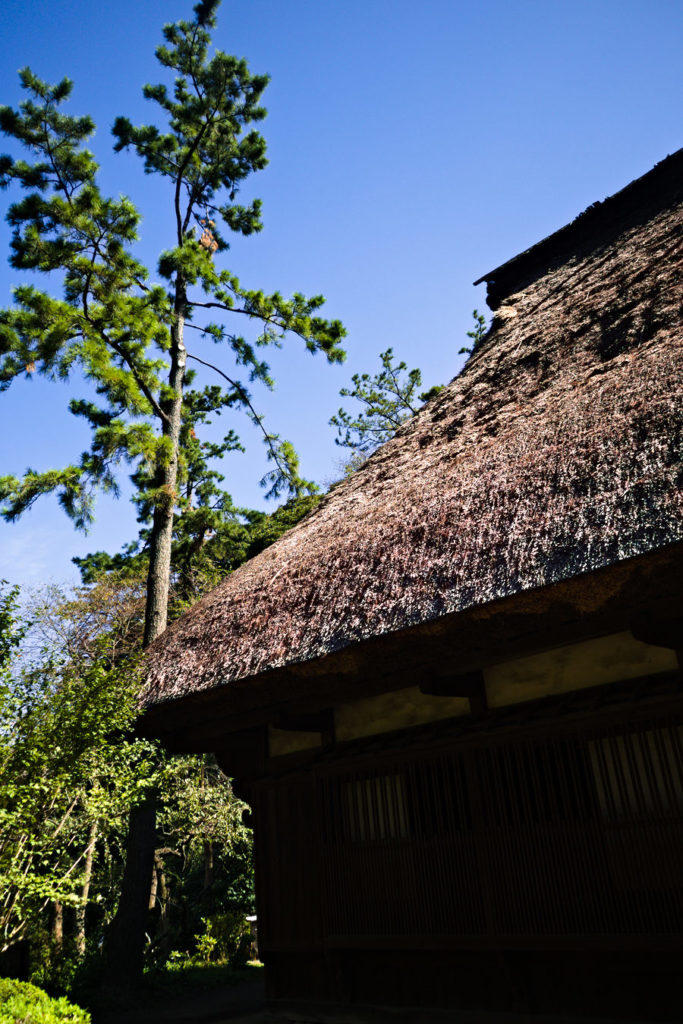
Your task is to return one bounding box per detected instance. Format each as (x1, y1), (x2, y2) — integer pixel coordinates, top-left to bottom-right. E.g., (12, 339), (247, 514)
(477, 738), (596, 829)
(344, 773), (408, 842)
(588, 724), (683, 819)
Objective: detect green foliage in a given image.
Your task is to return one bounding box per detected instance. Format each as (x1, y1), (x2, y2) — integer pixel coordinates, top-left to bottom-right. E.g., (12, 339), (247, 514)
(0, 0), (346, 535)
(157, 755), (249, 859)
(458, 308), (488, 355)
(330, 347), (440, 457)
(75, 493), (320, 608)
(144, 956), (258, 993)
(0, 646), (150, 953)
(148, 753), (254, 965)
(192, 912), (250, 967)
(0, 978), (90, 1023)
(0, 1), (348, 986)
(0, 580), (143, 956)
(193, 925), (218, 964)
(241, 495), (320, 561)
(0, 67), (168, 529)
(72, 368), (253, 600)
(23, 575), (147, 668)
(25, 930), (83, 1003)
(331, 310), (489, 464)
(0, 582), (25, 682)
(0, 580), (254, 985)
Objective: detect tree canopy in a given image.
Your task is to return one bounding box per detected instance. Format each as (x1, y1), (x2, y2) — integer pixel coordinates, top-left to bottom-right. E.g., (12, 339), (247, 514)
(330, 310), (488, 462)
(0, 0), (347, 987)
(330, 347), (440, 458)
(0, 0), (345, 644)
(0, 577), (253, 987)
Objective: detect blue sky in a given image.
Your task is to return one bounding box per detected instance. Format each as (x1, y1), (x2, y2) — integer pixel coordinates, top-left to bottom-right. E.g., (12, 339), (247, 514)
(1, 0), (682, 587)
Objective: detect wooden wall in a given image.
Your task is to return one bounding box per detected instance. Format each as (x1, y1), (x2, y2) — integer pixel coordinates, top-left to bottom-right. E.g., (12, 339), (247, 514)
(250, 688), (683, 1018)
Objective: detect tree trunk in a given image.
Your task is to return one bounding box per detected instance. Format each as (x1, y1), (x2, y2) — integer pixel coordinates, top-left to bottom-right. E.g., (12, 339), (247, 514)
(102, 793), (157, 987)
(103, 284), (187, 987)
(75, 820), (98, 957)
(148, 859), (158, 912)
(202, 840), (214, 895)
(144, 284), (187, 647)
(52, 902), (63, 954)
(154, 850), (172, 960)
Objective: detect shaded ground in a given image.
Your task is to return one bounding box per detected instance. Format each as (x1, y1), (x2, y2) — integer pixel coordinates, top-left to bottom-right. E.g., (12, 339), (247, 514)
(88, 965), (672, 1024)
(248, 1010), (672, 1024)
(91, 964), (266, 1024)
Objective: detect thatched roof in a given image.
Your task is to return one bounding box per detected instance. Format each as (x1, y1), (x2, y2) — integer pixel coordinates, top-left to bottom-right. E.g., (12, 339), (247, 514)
(144, 151), (683, 711)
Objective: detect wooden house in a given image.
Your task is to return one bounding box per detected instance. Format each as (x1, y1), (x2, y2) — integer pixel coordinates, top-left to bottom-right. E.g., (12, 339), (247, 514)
(141, 152), (683, 1021)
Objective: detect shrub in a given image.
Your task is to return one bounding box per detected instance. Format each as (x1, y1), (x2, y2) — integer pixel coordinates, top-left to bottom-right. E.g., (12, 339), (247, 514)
(193, 912), (251, 967)
(0, 978), (90, 1023)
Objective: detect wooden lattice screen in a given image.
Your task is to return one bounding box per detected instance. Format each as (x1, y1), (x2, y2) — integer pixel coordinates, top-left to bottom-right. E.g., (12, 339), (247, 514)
(253, 710), (683, 954)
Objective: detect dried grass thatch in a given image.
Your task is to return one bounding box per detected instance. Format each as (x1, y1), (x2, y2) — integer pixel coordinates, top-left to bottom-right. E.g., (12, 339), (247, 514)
(144, 154), (683, 707)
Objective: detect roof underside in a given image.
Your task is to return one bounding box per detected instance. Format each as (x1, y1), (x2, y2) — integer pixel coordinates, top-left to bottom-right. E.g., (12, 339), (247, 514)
(144, 157), (683, 709)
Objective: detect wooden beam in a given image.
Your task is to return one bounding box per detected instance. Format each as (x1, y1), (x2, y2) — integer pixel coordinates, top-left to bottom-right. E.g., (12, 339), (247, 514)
(215, 727), (267, 780)
(274, 709), (331, 732)
(274, 708), (335, 748)
(419, 669), (488, 714)
(631, 615), (683, 650)
(631, 615), (683, 679)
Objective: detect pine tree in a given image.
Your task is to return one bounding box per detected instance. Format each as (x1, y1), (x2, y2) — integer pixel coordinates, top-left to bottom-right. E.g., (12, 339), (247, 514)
(0, 0), (345, 981)
(330, 347), (441, 458)
(458, 308), (488, 354)
(0, 0), (345, 646)
(73, 368), (252, 605)
(331, 310), (489, 464)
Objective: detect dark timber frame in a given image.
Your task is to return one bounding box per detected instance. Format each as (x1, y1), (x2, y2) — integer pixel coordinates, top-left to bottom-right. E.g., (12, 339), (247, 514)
(222, 674), (682, 1014)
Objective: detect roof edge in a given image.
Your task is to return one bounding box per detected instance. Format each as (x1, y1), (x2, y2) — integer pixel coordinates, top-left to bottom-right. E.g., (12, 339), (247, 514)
(474, 149), (683, 309)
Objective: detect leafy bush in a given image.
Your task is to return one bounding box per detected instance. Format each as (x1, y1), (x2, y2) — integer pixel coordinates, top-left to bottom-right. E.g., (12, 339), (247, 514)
(192, 912), (251, 967)
(0, 978), (90, 1023)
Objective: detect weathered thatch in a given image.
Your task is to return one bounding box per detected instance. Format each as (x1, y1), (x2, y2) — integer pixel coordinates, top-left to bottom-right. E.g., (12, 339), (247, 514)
(144, 152), (683, 708)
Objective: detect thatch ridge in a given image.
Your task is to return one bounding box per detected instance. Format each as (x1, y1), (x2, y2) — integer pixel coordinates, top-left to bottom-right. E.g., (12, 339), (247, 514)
(144, 158), (683, 708)
(475, 148), (683, 308)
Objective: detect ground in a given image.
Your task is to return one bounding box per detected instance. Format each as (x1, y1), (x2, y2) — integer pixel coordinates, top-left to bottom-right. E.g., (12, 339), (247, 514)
(91, 964), (265, 1024)
(87, 963), (673, 1024)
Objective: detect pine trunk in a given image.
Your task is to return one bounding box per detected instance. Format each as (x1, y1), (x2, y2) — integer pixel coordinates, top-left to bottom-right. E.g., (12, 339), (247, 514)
(144, 286), (187, 647)
(103, 284), (187, 987)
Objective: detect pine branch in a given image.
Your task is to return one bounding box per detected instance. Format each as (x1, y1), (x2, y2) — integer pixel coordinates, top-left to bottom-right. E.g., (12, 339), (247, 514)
(186, 350), (289, 479)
